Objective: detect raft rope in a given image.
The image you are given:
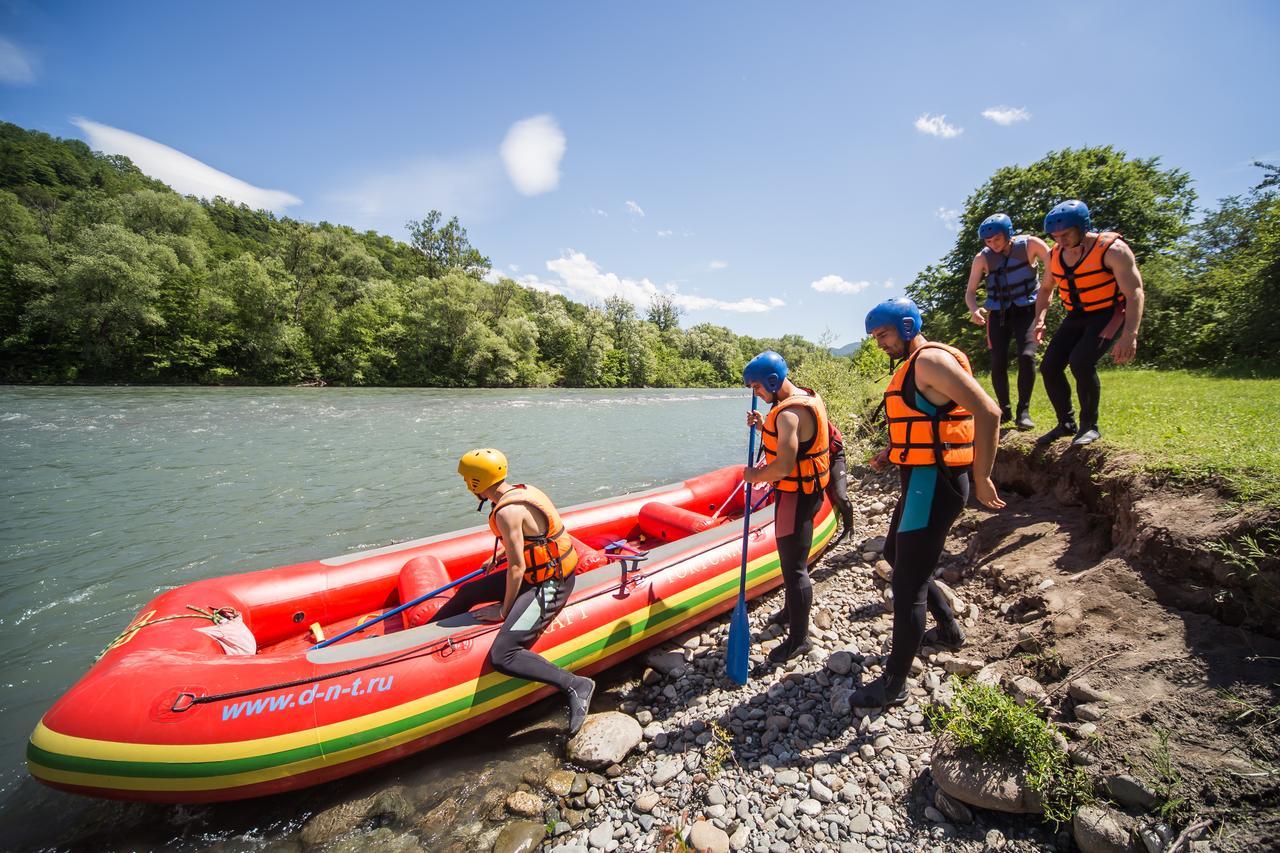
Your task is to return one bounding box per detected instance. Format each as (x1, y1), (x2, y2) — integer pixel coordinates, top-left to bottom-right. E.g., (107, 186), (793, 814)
(98, 605), (240, 661)
(170, 513), (788, 712)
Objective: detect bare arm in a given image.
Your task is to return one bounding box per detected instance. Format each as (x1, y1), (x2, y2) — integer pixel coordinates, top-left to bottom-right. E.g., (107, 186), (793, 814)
(965, 254), (988, 326)
(744, 409), (800, 485)
(915, 350), (1006, 509)
(1032, 243), (1056, 345)
(1107, 240), (1145, 365)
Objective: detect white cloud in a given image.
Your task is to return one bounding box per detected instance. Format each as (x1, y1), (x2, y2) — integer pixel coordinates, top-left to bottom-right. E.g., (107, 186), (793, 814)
(499, 114), (565, 196)
(936, 207), (961, 232)
(543, 250), (784, 314)
(73, 118), (301, 212)
(982, 106), (1031, 126)
(625, 200), (645, 217)
(591, 208), (609, 217)
(810, 274), (872, 295)
(0, 36), (35, 85)
(914, 113), (963, 139)
(708, 259), (728, 270)
(656, 229), (673, 238)
(507, 263), (520, 273)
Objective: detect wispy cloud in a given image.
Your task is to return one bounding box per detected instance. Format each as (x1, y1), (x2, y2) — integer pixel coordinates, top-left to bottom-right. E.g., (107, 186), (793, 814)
(982, 106), (1031, 126)
(935, 207), (961, 232)
(708, 259), (728, 270)
(656, 229), (673, 238)
(499, 114), (565, 196)
(0, 36), (35, 85)
(542, 250), (784, 313)
(591, 207), (609, 217)
(73, 118), (301, 212)
(327, 152), (504, 230)
(625, 200), (645, 217)
(914, 113), (963, 139)
(810, 274), (871, 295)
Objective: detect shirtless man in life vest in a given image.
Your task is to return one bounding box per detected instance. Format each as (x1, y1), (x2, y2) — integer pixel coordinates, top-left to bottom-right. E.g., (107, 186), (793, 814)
(1035, 200), (1146, 447)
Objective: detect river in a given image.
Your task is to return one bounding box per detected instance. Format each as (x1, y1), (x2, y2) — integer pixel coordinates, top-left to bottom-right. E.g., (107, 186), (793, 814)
(0, 386), (747, 850)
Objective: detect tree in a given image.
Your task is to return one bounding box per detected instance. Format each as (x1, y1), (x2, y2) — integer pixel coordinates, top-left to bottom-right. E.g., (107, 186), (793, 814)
(647, 293), (682, 333)
(907, 146), (1196, 353)
(406, 210), (491, 279)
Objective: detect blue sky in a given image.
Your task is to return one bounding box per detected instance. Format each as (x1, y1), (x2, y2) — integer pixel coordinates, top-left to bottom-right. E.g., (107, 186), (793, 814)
(2, 1), (1277, 343)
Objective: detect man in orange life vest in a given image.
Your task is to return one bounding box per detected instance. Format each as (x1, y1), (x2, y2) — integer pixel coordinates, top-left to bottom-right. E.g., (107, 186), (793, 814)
(1035, 200), (1146, 447)
(434, 449), (596, 734)
(965, 213), (1052, 430)
(854, 298), (1005, 709)
(741, 350), (832, 666)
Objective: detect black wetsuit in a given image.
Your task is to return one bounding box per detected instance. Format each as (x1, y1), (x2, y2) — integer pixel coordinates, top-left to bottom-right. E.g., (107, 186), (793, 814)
(882, 384), (968, 682)
(432, 569), (576, 690)
(1040, 306), (1120, 432)
(987, 304), (1038, 414)
(773, 488), (824, 653)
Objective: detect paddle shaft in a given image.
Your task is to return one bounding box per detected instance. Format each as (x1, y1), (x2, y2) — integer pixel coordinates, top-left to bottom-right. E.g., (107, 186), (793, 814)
(311, 565), (488, 649)
(738, 396), (758, 594)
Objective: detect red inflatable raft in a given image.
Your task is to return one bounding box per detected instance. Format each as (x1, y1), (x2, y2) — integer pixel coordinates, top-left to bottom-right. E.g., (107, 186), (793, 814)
(27, 466), (835, 802)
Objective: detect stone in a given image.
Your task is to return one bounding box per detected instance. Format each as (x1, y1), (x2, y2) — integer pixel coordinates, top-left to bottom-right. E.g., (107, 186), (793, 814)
(938, 655), (983, 676)
(545, 769), (576, 798)
(774, 769), (801, 787)
(688, 820), (731, 853)
(651, 756), (683, 786)
(923, 806), (946, 823)
(985, 828), (1007, 849)
(587, 819), (614, 850)
(797, 798), (823, 816)
(645, 649), (685, 675)
(729, 823), (751, 850)
(707, 784), (727, 806)
(1008, 675), (1047, 709)
(849, 813), (872, 834)
(505, 790), (545, 817)
(1106, 774), (1161, 810)
(931, 735), (1043, 814)
(1075, 703), (1107, 722)
(827, 651), (855, 675)
(830, 687), (852, 716)
(933, 579), (966, 614)
(874, 560), (893, 582)
(493, 820), (547, 853)
(633, 791), (660, 814)
(863, 536), (886, 553)
(814, 608), (834, 630)
(1069, 679), (1122, 705)
(566, 712), (643, 769)
(810, 778), (835, 803)
(300, 787), (413, 847)
(1072, 804), (1135, 853)
(318, 827), (419, 853)
(934, 790), (973, 824)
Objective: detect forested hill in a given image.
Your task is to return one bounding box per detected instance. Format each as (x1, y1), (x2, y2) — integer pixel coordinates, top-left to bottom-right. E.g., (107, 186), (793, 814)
(0, 122), (829, 386)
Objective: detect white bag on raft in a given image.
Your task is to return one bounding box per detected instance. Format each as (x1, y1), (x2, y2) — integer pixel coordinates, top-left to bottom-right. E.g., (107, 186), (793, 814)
(195, 615), (257, 656)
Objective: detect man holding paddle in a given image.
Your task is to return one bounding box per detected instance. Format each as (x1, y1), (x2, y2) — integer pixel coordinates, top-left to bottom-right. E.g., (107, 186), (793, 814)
(740, 351), (833, 666)
(854, 298), (1005, 709)
(433, 448), (596, 735)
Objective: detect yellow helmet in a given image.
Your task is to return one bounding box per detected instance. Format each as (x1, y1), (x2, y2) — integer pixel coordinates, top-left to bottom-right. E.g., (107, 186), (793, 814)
(458, 448), (508, 495)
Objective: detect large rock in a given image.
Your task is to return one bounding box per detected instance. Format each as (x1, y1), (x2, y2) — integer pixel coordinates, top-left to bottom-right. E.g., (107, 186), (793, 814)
(1007, 675), (1048, 709)
(931, 735), (1044, 814)
(645, 649), (686, 675)
(566, 712), (643, 768)
(544, 769), (576, 798)
(1106, 774), (1160, 810)
(1072, 804), (1136, 853)
(688, 820), (731, 853)
(493, 820), (547, 853)
(300, 787), (414, 847)
(826, 651), (855, 675)
(651, 755), (683, 786)
(504, 790), (544, 817)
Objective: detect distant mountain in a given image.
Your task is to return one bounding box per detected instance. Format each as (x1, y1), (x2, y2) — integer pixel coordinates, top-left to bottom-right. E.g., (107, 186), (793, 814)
(828, 341), (861, 357)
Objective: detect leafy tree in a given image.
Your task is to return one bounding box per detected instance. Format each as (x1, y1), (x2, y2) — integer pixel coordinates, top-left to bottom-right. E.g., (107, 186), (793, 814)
(407, 210), (490, 279)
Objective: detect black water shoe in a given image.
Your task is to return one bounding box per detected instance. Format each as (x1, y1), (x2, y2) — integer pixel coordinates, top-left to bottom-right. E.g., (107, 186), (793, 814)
(1071, 427), (1101, 447)
(850, 674), (909, 709)
(767, 636), (809, 664)
(566, 676), (596, 736)
(1000, 405), (1013, 424)
(922, 622), (966, 651)
(766, 606), (789, 627)
(1015, 408), (1035, 431)
(1036, 423), (1078, 445)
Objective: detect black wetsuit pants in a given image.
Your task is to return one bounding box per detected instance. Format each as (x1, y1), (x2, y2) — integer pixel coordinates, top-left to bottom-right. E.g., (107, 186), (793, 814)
(824, 452), (853, 532)
(432, 569), (576, 691)
(1040, 307), (1118, 431)
(774, 489), (824, 646)
(986, 304), (1037, 412)
(884, 464), (969, 680)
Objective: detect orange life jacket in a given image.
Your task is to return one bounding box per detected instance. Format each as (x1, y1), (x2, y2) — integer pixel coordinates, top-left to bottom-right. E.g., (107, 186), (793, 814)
(761, 388), (831, 493)
(884, 343), (975, 467)
(488, 484), (579, 584)
(1050, 231), (1124, 313)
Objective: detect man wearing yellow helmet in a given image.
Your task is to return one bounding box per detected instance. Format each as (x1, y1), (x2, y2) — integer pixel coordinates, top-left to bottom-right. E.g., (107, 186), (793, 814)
(434, 448), (595, 735)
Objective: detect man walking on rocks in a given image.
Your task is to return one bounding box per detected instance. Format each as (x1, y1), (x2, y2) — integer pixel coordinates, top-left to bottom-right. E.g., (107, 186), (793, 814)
(855, 298), (1005, 708)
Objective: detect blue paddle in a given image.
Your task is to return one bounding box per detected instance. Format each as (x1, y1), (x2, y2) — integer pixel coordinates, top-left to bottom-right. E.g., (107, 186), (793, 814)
(311, 565), (489, 649)
(726, 393), (759, 685)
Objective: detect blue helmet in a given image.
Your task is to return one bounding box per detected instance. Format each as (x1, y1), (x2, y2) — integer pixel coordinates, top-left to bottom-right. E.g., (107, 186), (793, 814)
(978, 213), (1013, 241)
(1044, 200), (1091, 235)
(865, 297), (922, 341)
(742, 350), (788, 394)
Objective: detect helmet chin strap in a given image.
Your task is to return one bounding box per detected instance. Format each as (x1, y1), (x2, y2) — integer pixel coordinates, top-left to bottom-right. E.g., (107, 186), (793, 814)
(475, 496), (489, 511)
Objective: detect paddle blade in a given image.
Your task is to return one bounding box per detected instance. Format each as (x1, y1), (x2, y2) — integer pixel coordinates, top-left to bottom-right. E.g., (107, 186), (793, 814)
(726, 599), (750, 685)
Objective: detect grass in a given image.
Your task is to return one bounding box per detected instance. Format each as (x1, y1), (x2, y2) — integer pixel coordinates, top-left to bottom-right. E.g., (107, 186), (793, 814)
(976, 368), (1280, 508)
(1127, 726), (1191, 821)
(926, 680), (1094, 828)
